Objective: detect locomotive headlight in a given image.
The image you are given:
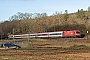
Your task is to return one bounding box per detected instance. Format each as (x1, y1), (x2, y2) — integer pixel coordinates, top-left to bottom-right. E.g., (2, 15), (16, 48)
(71, 33), (73, 34)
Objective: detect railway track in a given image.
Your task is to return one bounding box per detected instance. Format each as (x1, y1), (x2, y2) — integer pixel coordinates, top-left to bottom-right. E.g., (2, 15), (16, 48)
(61, 38), (87, 40)
(48, 37), (87, 40)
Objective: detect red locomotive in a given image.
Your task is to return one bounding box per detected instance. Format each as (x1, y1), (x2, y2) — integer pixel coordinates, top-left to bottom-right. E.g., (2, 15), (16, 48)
(63, 30), (80, 38)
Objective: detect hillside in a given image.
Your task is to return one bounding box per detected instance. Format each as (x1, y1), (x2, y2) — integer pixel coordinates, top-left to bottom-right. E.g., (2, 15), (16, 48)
(0, 9), (90, 35)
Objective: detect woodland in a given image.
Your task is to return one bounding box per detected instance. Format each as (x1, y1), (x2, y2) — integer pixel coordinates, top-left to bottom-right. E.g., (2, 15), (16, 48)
(1, 6), (90, 35)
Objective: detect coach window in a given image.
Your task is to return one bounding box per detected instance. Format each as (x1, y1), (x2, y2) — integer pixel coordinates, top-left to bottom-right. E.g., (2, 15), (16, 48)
(30, 34), (38, 36)
(37, 34), (48, 36)
(50, 33), (61, 35)
(57, 33), (62, 35)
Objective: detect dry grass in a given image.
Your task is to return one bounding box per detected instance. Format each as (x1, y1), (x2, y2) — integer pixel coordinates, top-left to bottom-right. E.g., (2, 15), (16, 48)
(0, 38), (90, 60)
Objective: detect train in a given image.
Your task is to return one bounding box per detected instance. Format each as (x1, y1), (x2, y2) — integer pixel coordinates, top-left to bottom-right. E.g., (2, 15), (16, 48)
(8, 30), (81, 39)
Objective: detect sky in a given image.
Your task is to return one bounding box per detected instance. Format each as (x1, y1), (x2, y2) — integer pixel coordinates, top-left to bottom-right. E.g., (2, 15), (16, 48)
(0, 0), (90, 22)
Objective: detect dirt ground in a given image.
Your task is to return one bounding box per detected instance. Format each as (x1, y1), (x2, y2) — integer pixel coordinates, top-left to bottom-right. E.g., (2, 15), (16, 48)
(0, 38), (90, 60)
(0, 49), (90, 60)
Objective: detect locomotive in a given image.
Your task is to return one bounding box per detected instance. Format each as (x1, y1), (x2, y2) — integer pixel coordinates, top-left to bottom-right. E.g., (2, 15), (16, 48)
(8, 30), (81, 39)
